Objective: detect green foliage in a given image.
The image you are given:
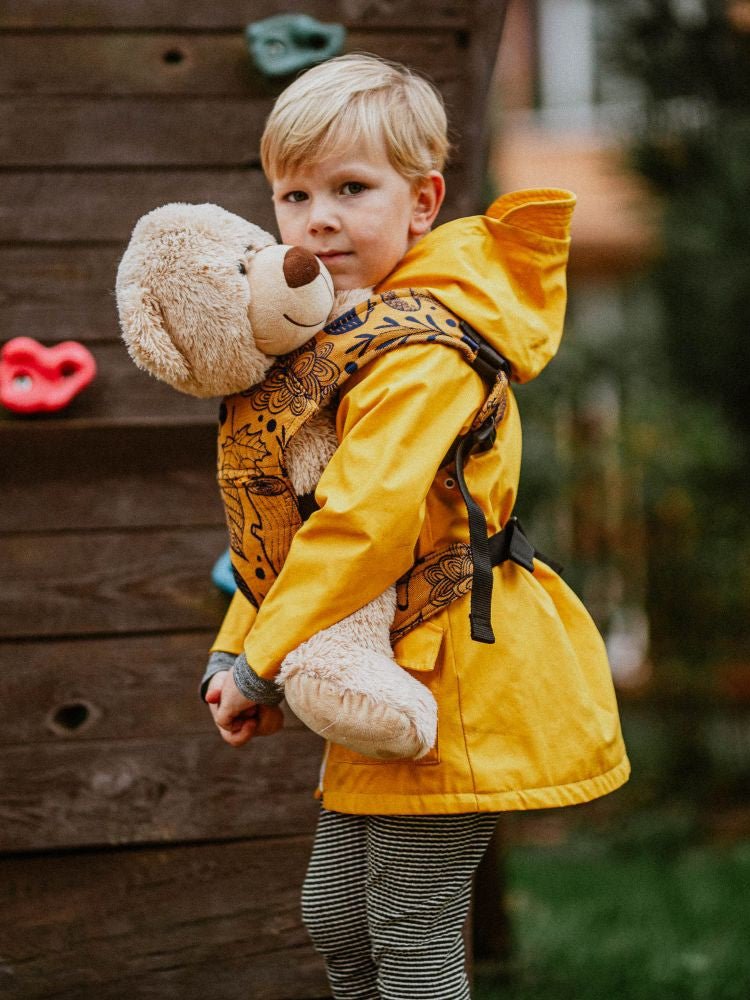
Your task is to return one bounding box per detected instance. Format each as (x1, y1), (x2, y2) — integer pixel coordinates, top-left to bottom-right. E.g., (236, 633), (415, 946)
(609, 0), (750, 114)
(514, 2), (750, 672)
(476, 840), (750, 1000)
(602, 0), (750, 440)
(613, 1), (750, 666)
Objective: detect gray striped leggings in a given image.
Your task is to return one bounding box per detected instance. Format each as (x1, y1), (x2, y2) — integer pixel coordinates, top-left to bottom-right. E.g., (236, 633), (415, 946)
(301, 807), (498, 999)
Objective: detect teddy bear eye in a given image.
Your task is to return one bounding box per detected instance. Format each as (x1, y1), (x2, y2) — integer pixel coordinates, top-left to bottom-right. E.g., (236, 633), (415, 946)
(238, 261), (247, 275)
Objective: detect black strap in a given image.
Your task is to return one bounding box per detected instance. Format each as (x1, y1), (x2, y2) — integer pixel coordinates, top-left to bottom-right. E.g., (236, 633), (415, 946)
(454, 419), (498, 644)
(297, 330), (562, 645)
(458, 320), (512, 382)
(444, 328), (509, 644)
(489, 517), (564, 576)
(453, 441), (565, 646)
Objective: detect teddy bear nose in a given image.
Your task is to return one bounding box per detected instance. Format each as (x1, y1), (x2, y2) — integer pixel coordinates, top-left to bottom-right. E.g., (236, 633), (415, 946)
(283, 246), (321, 288)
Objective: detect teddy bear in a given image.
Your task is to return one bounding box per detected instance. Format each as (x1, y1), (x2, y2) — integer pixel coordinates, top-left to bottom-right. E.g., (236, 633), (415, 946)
(115, 202), (437, 760)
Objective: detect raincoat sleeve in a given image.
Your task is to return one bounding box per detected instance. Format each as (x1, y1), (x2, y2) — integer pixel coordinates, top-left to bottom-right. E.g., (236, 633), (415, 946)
(210, 588), (257, 657)
(234, 343), (486, 681)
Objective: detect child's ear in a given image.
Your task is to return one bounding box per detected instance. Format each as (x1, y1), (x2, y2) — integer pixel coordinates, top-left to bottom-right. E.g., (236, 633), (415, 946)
(409, 171), (446, 238)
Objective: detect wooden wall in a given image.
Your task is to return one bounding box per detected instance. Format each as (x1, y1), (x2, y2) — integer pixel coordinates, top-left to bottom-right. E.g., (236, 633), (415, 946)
(0, 3), (507, 997)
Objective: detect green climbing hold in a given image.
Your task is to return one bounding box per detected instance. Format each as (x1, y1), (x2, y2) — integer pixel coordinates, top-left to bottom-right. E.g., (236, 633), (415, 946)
(245, 14), (346, 78)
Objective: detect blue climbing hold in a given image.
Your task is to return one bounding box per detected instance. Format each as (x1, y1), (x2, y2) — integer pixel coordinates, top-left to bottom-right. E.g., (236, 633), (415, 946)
(211, 549), (237, 595)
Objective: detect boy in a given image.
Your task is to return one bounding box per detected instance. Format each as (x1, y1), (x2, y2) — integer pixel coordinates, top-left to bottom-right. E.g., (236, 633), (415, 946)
(206, 54), (629, 999)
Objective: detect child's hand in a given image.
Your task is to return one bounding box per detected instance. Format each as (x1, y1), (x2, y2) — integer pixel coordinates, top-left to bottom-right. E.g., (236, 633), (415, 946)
(206, 669), (283, 747)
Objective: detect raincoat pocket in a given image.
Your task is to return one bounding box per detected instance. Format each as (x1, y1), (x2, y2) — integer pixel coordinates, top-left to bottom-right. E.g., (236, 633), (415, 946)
(393, 619), (444, 672)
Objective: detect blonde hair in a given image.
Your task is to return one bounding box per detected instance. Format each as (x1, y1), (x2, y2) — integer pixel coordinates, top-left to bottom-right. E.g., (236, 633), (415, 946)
(261, 53), (449, 182)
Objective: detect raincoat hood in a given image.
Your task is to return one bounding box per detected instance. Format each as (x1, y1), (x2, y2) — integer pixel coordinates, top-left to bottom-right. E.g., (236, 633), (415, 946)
(376, 188), (576, 383)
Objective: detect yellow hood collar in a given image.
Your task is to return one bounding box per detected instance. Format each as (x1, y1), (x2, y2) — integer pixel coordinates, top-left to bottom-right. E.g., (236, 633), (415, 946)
(375, 188), (575, 383)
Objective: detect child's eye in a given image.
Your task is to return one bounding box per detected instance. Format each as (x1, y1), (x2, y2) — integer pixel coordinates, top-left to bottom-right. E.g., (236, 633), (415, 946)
(341, 181), (367, 196)
(283, 190), (308, 203)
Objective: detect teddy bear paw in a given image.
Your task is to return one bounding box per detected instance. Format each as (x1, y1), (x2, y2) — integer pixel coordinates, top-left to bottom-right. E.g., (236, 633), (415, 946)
(279, 645), (437, 760)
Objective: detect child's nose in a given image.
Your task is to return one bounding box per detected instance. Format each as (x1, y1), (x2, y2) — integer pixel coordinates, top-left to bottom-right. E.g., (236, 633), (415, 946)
(308, 198), (339, 234)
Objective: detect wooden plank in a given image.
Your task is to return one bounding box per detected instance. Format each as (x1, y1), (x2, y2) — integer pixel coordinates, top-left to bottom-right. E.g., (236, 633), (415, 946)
(0, 340), (219, 422)
(0, 527), (231, 639)
(0, 634), (314, 744)
(0, 83), (462, 166)
(0, 31), (462, 97)
(0, 0), (468, 30)
(0, 166), (469, 244)
(0, 727), (323, 851)
(0, 170), (275, 242)
(0, 246), (126, 343)
(461, 1), (510, 211)
(0, 97), (269, 167)
(0, 836), (328, 1000)
(0, 632), (229, 745)
(0, 422), (222, 533)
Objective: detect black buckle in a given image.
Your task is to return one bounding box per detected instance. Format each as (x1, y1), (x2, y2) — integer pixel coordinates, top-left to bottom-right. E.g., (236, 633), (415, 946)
(459, 321), (511, 383)
(506, 518), (535, 573)
(488, 517), (536, 574)
(473, 416), (496, 453)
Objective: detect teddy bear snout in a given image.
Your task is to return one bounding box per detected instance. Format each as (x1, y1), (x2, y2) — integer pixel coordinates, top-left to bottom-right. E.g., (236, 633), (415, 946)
(283, 246), (321, 289)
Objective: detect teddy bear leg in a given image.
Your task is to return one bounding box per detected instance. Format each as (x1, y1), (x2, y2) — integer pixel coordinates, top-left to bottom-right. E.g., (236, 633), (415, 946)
(278, 588), (438, 760)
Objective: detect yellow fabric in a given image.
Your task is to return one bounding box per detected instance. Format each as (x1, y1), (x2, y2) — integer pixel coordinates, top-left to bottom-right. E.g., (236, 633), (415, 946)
(216, 291), (507, 619)
(212, 588), (257, 654)
(211, 188), (630, 814)
(382, 187), (576, 383)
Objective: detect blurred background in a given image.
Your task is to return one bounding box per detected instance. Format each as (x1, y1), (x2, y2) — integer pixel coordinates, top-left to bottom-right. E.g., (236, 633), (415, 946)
(477, 2), (750, 997)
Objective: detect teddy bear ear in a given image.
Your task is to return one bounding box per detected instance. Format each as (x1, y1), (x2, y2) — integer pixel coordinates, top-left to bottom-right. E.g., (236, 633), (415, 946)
(118, 283), (191, 387)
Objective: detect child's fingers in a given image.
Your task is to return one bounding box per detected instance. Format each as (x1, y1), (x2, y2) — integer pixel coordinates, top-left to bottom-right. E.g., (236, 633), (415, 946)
(215, 707), (258, 743)
(204, 670), (228, 705)
(215, 701), (251, 731)
(221, 716), (258, 747)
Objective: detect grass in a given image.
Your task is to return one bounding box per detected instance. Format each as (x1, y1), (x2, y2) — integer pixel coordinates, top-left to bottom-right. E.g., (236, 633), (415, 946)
(475, 839), (750, 1000)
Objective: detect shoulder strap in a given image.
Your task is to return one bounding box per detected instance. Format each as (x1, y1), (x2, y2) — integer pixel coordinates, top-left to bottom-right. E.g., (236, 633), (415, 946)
(445, 322), (511, 644)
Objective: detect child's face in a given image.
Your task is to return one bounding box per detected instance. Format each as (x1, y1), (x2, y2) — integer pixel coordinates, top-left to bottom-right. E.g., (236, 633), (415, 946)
(271, 137), (441, 290)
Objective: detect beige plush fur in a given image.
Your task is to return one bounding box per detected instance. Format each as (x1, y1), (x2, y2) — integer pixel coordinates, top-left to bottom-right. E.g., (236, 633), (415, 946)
(116, 204), (437, 760)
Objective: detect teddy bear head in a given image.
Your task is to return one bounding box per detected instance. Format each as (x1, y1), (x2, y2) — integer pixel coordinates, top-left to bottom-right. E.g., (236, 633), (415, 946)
(116, 202), (334, 398)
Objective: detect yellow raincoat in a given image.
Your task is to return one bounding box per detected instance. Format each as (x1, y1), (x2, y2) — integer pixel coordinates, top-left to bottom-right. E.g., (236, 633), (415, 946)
(211, 188), (630, 814)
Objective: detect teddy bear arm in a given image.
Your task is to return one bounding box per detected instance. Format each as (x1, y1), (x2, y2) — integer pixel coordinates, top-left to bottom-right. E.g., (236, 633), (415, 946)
(278, 587), (438, 760)
(286, 406), (339, 496)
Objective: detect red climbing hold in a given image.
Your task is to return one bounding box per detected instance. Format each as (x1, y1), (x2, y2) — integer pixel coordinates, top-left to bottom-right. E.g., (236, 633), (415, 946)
(0, 337), (97, 414)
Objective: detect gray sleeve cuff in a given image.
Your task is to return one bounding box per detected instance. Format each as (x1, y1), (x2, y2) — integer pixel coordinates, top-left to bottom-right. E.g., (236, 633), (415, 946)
(232, 654), (284, 706)
(199, 651), (236, 702)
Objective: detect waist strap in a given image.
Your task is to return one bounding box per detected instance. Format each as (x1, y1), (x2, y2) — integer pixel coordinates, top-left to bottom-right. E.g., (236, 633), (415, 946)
(391, 518), (561, 643)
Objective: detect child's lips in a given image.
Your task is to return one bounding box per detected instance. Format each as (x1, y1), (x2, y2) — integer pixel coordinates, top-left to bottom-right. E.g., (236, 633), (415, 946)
(316, 251), (351, 263)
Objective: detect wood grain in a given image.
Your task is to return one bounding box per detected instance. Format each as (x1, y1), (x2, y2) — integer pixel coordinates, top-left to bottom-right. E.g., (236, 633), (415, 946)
(0, 727), (323, 852)
(1, 87), (462, 167)
(0, 632), (227, 744)
(0, 31), (462, 97)
(0, 169), (275, 242)
(0, 97), (269, 167)
(0, 634), (312, 745)
(0, 165), (469, 244)
(0, 0), (468, 30)
(0, 245), (127, 343)
(0, 422), (222, 533)
(0, 835), (328, 1000)
(0, 527), (231, 639)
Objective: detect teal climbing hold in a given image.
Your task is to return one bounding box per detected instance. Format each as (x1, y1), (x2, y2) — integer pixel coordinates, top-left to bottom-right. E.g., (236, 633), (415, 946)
(245, 14), (346, 78)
